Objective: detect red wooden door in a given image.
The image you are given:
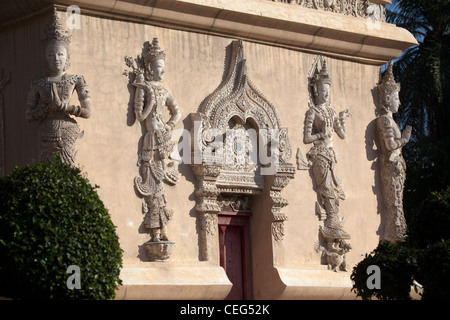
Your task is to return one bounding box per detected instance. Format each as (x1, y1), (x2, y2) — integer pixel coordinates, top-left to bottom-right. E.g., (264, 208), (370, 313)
(218, 211), (253, 300)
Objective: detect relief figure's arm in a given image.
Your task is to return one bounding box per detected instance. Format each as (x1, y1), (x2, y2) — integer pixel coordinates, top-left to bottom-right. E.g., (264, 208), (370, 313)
(303, 109), (323, 144)
(133, 77), (154, 122)
(133, 86), (146, 121)
(380, 117), (409, 151)
(165, 93), (181, 130)
(69, 76), (91, 119)
(25, 84), (48, 122)
(335, 109), (350, 139)
(56, 76), (91, 118)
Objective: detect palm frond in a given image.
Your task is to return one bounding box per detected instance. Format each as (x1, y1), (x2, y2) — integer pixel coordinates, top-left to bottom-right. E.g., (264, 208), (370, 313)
(388, 0), (450, 139)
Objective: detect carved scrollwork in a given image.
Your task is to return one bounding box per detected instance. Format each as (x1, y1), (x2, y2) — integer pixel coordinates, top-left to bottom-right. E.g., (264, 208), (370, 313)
(269, 0), (386, 22)
(201, 212), (218, 236)
(279, 128), (292, 164)
(217, 194), (252, 212)
(192, 164), (222, 181)
(272, 221), (286, 242)
(272, 170), (295, 191)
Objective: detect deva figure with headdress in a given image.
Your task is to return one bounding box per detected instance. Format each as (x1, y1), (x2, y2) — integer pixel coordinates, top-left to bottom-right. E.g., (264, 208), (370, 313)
(26, 8), (91, 166)
(376, 61), (411, 242)
(304, 58), (351, 241)
(130, 38), (181, 243)
(302, 58), (352, 270)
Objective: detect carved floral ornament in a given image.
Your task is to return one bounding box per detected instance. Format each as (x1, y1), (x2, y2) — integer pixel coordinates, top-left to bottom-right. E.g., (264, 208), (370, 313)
(270, 0), (386, 21)
(190, 40), (296, 260)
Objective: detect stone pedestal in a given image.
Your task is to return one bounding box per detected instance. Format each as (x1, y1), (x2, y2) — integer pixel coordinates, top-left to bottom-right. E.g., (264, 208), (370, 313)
(144, 241), (175, 261)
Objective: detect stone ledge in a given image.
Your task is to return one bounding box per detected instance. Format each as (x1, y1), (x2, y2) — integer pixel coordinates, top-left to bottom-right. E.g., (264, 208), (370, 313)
(0, 0), (416, 65)
(115, 266), (232, 300)
(62, 0), (416, 64)
(275, 266), (356, 300)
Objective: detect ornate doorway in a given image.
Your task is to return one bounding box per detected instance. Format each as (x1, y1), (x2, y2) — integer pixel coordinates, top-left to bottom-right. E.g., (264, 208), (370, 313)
(189, 40), (296, 263)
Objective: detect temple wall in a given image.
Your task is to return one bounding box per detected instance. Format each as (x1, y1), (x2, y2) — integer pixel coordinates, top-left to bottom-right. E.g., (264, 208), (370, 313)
(0, 0), (416, 299)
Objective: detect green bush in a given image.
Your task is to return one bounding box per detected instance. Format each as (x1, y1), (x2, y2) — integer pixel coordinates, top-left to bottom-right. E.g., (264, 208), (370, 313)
(407, 187), (450, 248)
(0, 158), (123, 299)
(352, 186), (450, 300)
(351, 241), (417, 300)
(352, 239), (450, 300)
(416, 239), (450, 300)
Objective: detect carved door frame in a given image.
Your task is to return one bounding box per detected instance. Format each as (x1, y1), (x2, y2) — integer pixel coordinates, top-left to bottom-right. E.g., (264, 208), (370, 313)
(190, 40), (295, 261)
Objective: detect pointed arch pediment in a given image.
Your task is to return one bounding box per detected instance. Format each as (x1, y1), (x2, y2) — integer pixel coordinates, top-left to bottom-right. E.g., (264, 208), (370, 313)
(198, 40), (281, 134)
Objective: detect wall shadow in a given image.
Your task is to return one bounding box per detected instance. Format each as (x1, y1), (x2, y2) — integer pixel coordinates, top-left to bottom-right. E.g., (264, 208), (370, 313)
(365, 86), (384, 241)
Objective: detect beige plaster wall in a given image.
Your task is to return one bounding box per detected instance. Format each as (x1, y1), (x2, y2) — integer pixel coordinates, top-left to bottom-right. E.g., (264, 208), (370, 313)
(69, 15), (232, 265)
(68, 12), (382, 261)
(0, 14), (46, 171)
(1, 6), (401, 299)
(69, 12), (383, 297)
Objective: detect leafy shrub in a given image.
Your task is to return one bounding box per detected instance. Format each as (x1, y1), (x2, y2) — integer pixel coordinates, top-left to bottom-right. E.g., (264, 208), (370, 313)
(351, 241), (416, 300)
(352, 184), (450, 300)
(407, 187), (450, 248)
(0, 158), (123, 299)
(416, 239), (450, 300)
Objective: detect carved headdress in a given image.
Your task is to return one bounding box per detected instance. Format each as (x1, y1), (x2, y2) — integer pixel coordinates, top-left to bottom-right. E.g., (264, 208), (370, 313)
(42, 8), (72, 47)
(378, 61), (400, 113)
(42, 8), (72, 70)
(309, 58), (332, 105)
(144, 38), (166, 67)
(312, 59), (332, 86)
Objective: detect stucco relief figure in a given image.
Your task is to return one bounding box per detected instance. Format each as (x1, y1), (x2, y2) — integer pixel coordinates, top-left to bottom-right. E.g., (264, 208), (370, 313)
(376, 61), (411, 242)
(26, 9), (91, 167)
(300, 57), (352, 270)
(304, 59), (350, 239)
(126, 38), (181, 249)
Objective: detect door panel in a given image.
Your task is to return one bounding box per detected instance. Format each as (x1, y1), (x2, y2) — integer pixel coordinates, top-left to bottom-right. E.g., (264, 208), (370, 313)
(220, 225), (243, 299)
(218, 211), (252, 300)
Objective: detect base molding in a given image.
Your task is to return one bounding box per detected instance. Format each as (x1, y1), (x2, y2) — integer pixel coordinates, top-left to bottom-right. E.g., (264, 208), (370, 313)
(274, 267), (356, 300)
(115, 265), (232, 300)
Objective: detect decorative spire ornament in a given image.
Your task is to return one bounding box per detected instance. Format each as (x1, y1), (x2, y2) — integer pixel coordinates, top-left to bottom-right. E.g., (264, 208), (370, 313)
(312, 59), (332, 86)
(42, 8), (72, 47)
(144, 37), (166, 67)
